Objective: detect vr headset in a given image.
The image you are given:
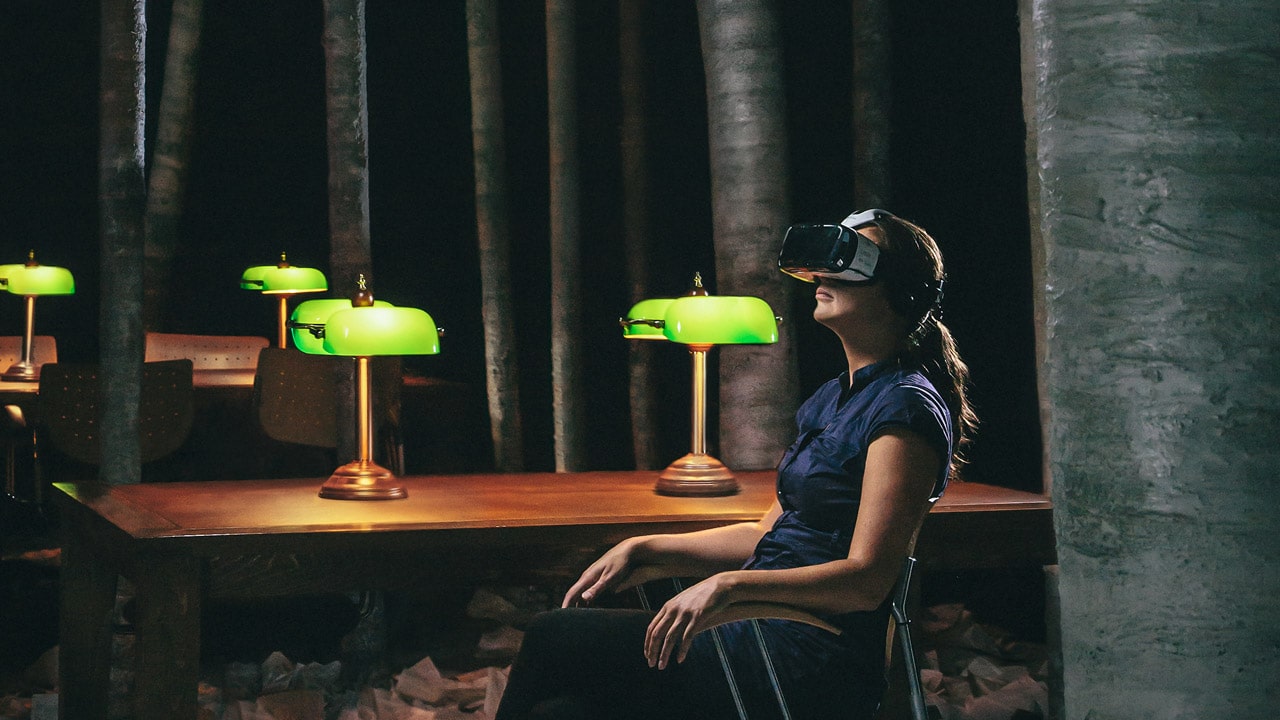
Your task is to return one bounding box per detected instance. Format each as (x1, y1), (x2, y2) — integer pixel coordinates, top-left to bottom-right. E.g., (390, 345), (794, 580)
(777, 208), (896, 283)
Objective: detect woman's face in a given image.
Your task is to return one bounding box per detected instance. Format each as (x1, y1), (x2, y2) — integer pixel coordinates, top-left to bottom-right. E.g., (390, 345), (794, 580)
(811, 275), (894, 331)
(811, 227), (898, 334)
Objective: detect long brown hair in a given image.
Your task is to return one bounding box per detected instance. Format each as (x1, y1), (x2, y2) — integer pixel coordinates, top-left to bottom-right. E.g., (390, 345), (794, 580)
(870, 215), (978, 480)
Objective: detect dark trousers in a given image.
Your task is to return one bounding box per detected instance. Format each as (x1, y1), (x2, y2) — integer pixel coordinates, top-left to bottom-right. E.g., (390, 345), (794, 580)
(495, 607), (741, 720)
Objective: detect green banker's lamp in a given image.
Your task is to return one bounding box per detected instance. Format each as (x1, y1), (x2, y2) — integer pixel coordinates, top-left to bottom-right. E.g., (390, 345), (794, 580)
(289, 275), (440, 500)
(241, 253), (328, 348)
(621, 273), (779, 496)
(0, 251), (75, 382)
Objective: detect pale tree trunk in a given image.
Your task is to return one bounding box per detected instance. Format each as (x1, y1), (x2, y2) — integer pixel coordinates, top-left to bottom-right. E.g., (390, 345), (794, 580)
(851, 0), (890, 208)
(618, 0), (663, 470)
(696, 0), (798, 470)
(546, 0), (588, 472)
(143, 0), (203, 331)
(1032, 1), (1280, 716)
(466, 0), (526, 472)
(322, 0), (373, 293)
(321, 0), (376, 465)
(98, 0), (147, 487)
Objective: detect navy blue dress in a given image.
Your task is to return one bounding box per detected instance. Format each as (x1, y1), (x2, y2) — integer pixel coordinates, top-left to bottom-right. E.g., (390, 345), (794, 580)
(684, 360), (954, 719)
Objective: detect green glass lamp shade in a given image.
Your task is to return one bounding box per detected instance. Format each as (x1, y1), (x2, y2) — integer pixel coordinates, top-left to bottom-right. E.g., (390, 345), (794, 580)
(239, 265), (273, 290)
(262, 265), (327, 294)
(0, 264), (26, 283)
(290, 298), (392, 354)
(3, 264), (75, 296)
(621, 298), (674, 340)
(323, 306), (441, 357)
(662, 295), (778, 345)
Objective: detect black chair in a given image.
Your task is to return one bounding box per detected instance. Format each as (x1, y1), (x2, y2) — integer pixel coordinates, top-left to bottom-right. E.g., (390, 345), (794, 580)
(36, 360), (194, 483)
(638, 555), (930, 720)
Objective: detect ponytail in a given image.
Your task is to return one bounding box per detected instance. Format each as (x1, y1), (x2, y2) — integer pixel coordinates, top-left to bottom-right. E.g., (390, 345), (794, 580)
(904, 318), (977, 481)
(873, 216), (978, 481)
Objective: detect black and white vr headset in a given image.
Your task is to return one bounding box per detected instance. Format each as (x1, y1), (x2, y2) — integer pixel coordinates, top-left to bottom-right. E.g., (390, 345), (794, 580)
(777, 208), (896, 283)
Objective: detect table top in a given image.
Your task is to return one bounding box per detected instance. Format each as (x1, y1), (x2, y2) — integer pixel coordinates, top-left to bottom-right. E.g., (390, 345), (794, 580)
(53, 470), (1051, 543)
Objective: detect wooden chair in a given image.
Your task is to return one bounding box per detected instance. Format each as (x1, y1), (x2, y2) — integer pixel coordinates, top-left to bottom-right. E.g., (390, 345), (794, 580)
(36, 360), (194, 482)
(252, 347), (405, 476)
(254, 347), (341, 450)
(144, 332), (268, 386)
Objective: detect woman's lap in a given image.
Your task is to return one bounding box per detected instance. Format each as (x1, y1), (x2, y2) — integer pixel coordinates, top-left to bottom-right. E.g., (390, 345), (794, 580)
(495, 607), (738, 720)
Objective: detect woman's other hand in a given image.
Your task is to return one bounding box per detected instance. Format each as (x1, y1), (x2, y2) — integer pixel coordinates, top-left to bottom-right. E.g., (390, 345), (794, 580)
(643, 573), (736, 670)
(562, 538), (647, 607)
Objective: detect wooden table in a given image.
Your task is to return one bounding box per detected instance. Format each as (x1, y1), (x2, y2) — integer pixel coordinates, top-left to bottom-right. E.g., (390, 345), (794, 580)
(53, 470), (1054, 720)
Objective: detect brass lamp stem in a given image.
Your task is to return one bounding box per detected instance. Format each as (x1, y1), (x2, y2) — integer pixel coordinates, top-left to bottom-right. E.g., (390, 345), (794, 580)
(656, 343), (739, 496)
(2, 296), (39, 382)
(689, 344), (708, 455)
(276, 295), (289, 348)
(319, 355), (407, 500)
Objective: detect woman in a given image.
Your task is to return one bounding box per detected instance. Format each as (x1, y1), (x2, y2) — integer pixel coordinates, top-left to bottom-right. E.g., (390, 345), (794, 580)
(496, 210), (977, 720)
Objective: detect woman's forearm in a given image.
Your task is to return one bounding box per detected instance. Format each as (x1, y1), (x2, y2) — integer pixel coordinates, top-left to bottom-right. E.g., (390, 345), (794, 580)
(629, 517), (774, 574)
(715, 559), (898, 615)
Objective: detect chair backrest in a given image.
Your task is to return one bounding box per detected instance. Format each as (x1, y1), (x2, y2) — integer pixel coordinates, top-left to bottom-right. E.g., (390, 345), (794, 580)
(254, 347), (340, 449)
(144, 332), (268, 371)
(0, 335), (58, 369)
(37, 359), (194, 466)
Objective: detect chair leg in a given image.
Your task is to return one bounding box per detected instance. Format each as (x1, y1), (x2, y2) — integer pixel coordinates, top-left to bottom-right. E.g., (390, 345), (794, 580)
(891, 557), (929, 720)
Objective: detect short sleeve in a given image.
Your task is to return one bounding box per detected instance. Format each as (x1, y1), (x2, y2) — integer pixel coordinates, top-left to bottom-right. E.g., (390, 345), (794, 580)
(865, 380), (954, 498)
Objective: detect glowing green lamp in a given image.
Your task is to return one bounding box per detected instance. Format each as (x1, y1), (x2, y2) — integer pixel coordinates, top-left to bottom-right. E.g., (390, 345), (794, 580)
(241, 253), (328, 348)
(621, 273), (779, 496)
(289, 276), (440, 500)
(0, 251), (75, 382)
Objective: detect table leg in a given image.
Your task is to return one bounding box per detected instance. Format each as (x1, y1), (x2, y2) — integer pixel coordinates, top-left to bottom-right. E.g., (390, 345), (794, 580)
(58, 525), (117, 720)
(132, 552), (203, 720)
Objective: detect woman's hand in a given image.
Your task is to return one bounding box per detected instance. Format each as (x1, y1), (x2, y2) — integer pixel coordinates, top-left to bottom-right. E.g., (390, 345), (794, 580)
(562, 538), (647, 607)
(644, 573), (736, 670)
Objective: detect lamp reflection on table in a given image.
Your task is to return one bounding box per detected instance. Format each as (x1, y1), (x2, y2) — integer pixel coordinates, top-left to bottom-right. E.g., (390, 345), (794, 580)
(289, 275), (440, 500)
(0, 251), (74, 383)
(621, 273), (779, 496)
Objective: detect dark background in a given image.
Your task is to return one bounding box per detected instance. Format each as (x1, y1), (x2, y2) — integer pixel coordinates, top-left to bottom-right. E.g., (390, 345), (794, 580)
(0, 0), (1040, 489)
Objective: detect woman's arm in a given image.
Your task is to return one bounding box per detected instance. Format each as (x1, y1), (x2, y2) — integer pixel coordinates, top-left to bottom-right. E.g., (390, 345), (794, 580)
(644, 427), (939, 668)
(561, 500), (784, 607)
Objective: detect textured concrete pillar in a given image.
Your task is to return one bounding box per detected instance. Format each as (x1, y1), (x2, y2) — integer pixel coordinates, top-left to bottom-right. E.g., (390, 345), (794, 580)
(1027, 1), (1280, 717)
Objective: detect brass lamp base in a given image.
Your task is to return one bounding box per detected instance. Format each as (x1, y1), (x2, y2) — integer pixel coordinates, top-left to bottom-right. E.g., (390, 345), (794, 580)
(319, 460), (407, 500)
(1, 362), (38, 382)
(655, 453), (740, 496)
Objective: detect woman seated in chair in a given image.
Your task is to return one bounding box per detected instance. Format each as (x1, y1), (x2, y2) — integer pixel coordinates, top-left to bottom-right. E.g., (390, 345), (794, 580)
(496, 211), (977, 720)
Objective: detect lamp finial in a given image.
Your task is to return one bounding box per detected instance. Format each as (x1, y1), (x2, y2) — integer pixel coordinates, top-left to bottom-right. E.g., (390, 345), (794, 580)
(25, 250), (36, 267)
(278, 252), (289, 267)
(352, 273), (374, 307)
(686, 272), (709, 297)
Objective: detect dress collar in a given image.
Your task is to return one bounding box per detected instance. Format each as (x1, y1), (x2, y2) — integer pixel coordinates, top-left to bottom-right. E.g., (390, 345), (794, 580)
(837, 358), (898, 405)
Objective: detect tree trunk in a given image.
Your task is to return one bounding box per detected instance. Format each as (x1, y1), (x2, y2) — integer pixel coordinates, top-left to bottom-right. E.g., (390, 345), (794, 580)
(695, 0), (798, 470)
(1031, 1), (1280, 716)
(322, 0), (373, 293)
(546, 0), (588, 472)
(143, 0), (203, 332)
(321, 0), (375, 465)
(618, 0), (663, 470)
(851, 0), (891, 208)
(466, 0), (526, 472)
(97, 0), (147, 486)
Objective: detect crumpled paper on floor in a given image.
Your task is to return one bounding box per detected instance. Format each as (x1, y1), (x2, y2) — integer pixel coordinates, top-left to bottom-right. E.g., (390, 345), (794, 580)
(916, 603), (1049, 720)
